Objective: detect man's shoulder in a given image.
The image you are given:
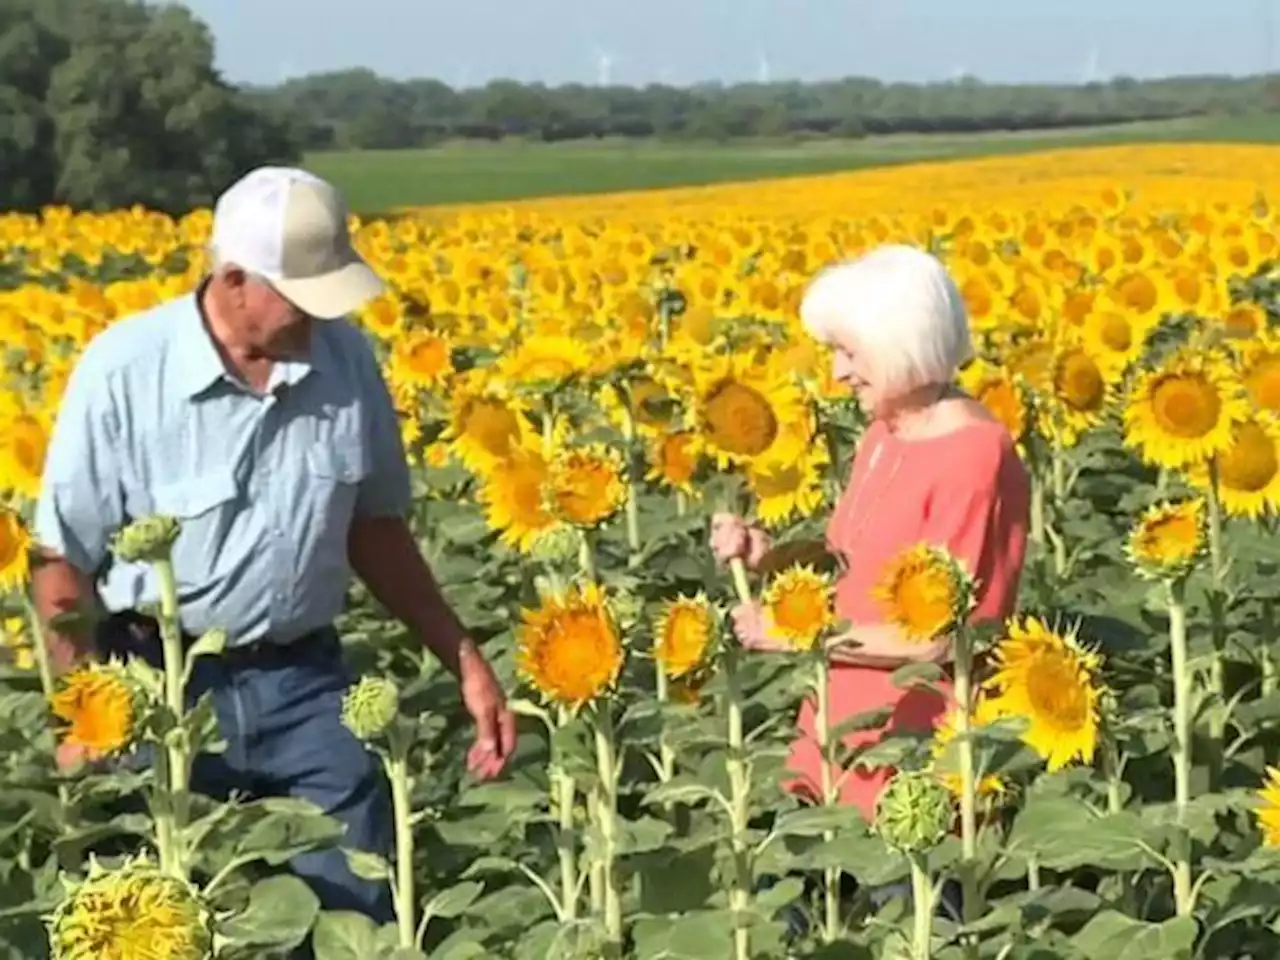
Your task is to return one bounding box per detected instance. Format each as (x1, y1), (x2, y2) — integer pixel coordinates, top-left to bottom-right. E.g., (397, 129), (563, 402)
(72, 292), (195, 384)
(316, 316), (383, 382)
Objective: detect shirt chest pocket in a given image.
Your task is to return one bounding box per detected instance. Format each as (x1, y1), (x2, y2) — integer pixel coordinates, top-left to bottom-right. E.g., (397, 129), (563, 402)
(148, 469), (240, 577)
(302, 438), (371, 547)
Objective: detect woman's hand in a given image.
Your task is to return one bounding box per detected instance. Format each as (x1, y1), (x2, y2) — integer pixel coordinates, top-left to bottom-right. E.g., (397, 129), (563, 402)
(730, 602), (790, 652)
(710, 513), (771, 570)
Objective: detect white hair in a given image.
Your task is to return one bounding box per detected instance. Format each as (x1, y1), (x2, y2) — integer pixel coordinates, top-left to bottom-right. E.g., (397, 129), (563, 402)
(799, 244), (973, 398)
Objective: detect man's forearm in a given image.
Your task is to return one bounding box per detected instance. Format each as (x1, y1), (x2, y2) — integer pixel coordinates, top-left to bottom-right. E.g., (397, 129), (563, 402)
(347, 515), (473, 676)
(826, 624), (951, 668)
(30, 554), (98, 673)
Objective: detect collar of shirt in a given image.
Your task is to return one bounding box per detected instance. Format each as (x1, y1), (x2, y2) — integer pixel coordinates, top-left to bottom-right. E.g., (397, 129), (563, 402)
(171, 285), (336, 402)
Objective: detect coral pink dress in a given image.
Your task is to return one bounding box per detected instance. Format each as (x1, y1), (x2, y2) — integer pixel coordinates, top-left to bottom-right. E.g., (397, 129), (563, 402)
(783, 416), (1031, 822)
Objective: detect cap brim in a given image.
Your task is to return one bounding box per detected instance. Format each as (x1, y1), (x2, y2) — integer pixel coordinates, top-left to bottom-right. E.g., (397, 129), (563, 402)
(273, 258), (387, 320)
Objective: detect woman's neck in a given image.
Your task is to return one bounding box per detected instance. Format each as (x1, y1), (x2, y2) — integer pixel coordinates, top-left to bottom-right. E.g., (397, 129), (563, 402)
(880, 384), (952, 438)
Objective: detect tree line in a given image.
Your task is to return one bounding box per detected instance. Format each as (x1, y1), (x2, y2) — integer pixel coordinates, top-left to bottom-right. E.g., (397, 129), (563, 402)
(252, 69), (1280, 153)
(2, 0), (1279, 214)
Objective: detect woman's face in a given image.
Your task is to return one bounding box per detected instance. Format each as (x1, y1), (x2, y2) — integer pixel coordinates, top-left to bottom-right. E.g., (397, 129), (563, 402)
(831, 332), (886, 412)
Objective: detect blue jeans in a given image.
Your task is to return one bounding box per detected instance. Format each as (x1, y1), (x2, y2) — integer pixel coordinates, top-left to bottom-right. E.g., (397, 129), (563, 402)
(97, 613), (394, 948)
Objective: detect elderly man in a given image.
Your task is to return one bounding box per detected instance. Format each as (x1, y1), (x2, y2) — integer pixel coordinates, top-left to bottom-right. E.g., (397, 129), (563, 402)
(31, 166), (516, 926)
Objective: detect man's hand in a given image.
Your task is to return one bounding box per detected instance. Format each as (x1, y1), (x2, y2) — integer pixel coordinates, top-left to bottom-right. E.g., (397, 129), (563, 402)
(458, 641), (516, 780)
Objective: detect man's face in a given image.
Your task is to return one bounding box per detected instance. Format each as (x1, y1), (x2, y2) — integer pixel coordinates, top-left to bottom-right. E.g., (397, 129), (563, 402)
(220, 267), (314, 359)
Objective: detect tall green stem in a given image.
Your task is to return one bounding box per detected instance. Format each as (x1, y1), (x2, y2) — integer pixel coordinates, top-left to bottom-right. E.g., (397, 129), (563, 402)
(154, 558), (190, 880)
(815, 654), (839, 942)
(953, 627), (980, 927)
(387, 755), (416, 948)
(726, 556), (754, 960)
(1166, 578), (1194, 917)
(554, 706), (579, 922)
(1205, 458), (1226, 789)
(593, 704), (622, 952)
(910, 854), (935, 960)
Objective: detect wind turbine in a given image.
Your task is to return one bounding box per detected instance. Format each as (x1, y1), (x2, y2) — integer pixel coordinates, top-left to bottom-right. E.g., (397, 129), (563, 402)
(1081, 45), (1101, 84)
(593, 45), (613, 86)
(757, 48), (772, 84)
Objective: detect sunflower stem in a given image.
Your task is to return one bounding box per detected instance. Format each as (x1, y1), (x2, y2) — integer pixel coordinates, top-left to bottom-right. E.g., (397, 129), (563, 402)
(1029, 470), (1046, 548)
(592, 702), (623, 954)
(1263, 599), (1277, 699)
(910, 853), (935, 960)
(154, 557), (191, 881)
(815, 651), (839, 942)
(723, 642), (753, 960)
(654, 664), (676, 806)
(386, 753), (416, 949)
(1166, 577), (1195, 917)
(620, 401), (642, 556)
(578, 531), (598, 584)
(953, 627), (980, 920)
(1050, 441), (1068, 576)
(553, 706), (580, 922)
(21, 593), (70, 809)
(1206, 457), (1227, 789)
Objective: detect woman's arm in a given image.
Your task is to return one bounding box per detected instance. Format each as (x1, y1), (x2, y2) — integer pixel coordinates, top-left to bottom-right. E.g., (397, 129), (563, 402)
(825, 622), (951, 668)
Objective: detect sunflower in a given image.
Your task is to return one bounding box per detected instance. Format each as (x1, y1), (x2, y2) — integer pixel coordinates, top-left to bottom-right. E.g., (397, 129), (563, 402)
(1122, 347), (1249, 470)
(495, 333), (593, 392)
(387, 327), (455, 394)
(49, 662), (139, 760)
(929, 691), (1009, 801)
(744, 417), (828, 529)
(645, 430), (701, 495)
(48, 855), (213, 960)
(760, 565), (836, 651)
(547, 443), (628, 528)
(1184, 414), (1280, 519)
(0, 616), (33, 671)
(476, 442), (557, 553)
(653, 594), (716, 679)
(1254, 766), (1280, 848)
(983, 616), (1104, 771)
(0, 404), (49, 499)
(690, 353), (806, 468)
(444, 377), (536, 477)
(516, 581), (624, 710)
(957, 358), (1028, 443)
(873, 543), (977, 642)
(1042, 344), (1110, 446)
(0, 506), (32, 591)
(1236, 333), (1280, 416)
(1126, 499), (1206, 582)
(1080, 307), (1155, 378)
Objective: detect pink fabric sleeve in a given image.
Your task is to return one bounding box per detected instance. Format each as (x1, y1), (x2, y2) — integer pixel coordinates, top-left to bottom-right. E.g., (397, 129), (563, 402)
(919, 433), (1030, 623)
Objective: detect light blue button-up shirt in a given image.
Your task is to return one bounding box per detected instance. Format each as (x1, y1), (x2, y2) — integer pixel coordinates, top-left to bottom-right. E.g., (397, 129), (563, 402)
(34, 283), (412, 647)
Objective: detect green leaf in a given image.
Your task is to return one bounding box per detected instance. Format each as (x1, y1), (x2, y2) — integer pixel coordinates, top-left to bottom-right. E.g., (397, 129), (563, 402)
(1069, 911), (1197, 959)
(218, 875), (319, 949)
(342, 848), (391, 883)
(311, 910), (382, 960)
(423, 880), (484, 920)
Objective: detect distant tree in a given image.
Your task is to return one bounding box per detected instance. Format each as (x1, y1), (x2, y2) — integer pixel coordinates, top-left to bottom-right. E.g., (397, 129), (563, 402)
(0, 0), (300, 213)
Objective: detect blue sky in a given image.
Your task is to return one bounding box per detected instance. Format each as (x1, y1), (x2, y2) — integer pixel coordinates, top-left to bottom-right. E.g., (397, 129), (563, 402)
(182, 0), (1277, 88)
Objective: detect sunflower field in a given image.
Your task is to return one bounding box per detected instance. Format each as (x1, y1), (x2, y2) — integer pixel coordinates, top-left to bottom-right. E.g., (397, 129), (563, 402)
(4, 142), (1280, 959)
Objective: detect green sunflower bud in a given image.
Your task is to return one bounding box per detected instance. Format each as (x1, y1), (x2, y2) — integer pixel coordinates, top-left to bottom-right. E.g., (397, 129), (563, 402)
(609, 588), (643, 631)
(111, 516), (181, 564)
(874, 770), (955, 854)
(530, 524), (580, 566)
(341, 675), (400, 741)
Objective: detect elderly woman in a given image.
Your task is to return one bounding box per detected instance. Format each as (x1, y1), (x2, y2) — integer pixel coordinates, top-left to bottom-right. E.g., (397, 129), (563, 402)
(712, 243), (1031, 824)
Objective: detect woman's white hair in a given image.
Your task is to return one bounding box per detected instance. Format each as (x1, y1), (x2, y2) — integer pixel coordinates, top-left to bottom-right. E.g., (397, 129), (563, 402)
(799, 243), (973, 397)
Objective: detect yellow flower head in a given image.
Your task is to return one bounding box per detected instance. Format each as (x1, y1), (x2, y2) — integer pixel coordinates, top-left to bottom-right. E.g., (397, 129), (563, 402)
(957, 358), (1027, 443)
(50, 662), (139, 761)
(653, 594), (716, 680)
(48, 855), (212, 960)
(516, 582), (624, 710)
(691, 353), (805, 468)
(1254, 765), (1280, 848)
(0, 506), (32, 591)
(547, 443), (628, 528)
(477, 443), (557, 553)
(1123, 347), (1249, 470)
(761, 565), (835, 651)
(1126, 499), (1206, 582)
(983, 616), (1104, 772)
(873, 543), (977, 643)
(1185, 414), (1280, 520)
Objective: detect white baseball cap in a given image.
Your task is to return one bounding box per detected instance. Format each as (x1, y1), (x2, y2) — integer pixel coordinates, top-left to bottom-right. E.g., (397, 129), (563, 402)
(209, 166), (386, 320)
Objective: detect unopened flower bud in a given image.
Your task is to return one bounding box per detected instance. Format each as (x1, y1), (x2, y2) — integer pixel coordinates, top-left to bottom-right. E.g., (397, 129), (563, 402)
(111, 516), (181, 564)
(874, 770), (955, 854)
(341, 675), (400, 741)
(530, 524), (580, 566)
